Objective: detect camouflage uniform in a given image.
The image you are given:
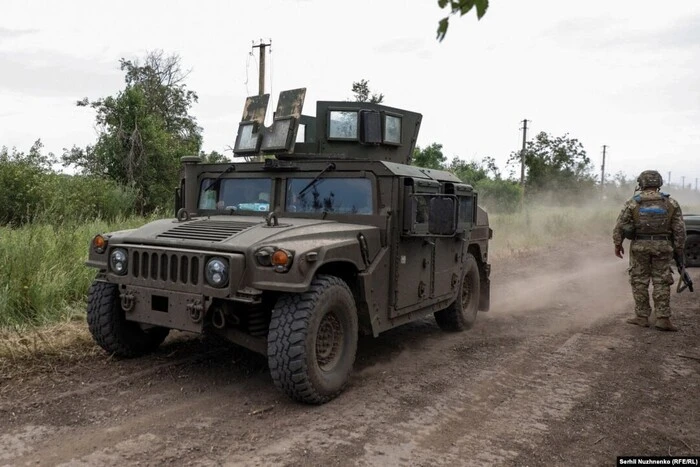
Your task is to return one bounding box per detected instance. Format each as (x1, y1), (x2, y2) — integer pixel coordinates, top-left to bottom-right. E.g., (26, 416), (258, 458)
(612, 170), (685, 330)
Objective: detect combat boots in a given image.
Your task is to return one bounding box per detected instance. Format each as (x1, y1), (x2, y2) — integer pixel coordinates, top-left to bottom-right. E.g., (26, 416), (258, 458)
(654, 317), (678, 332)
(625, 316), (649, 327)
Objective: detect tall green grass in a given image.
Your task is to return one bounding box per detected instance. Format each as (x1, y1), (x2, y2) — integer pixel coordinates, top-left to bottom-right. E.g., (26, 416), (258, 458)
(489, 205), (618, 258)
(488, 203), (700, 259)
(0, 217), (152, 328)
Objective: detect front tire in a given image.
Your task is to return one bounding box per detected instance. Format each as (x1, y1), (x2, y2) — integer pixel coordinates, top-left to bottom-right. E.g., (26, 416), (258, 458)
(685, 234), (700, 268)
(87, 281), (169, 358)
(434, 253), (481, 331)
(267, 275), (358, 404)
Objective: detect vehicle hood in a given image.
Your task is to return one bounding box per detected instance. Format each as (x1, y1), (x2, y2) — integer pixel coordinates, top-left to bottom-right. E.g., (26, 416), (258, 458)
(684, 214), (700, 226)
(108, 215), (378, 251)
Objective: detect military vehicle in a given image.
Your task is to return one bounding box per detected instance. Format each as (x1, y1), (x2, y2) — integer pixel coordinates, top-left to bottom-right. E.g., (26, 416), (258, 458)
(85, 88), (492, 404)
(684, 214), (700, 267)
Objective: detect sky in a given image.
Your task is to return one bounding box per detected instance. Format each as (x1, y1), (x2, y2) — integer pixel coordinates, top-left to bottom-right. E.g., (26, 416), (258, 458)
(1, 0), (699, 189)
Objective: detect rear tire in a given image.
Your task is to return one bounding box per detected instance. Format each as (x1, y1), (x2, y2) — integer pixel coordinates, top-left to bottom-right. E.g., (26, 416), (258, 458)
(685, 234), (700, 268)
(87, 281), (169, 358)
(267, 275), (358, 404)
(434, 253), (481, 331)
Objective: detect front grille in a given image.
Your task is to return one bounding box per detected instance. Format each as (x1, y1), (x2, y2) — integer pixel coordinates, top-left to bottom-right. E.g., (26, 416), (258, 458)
(130, 250), (201, 286)
(157, 220), (259, 242)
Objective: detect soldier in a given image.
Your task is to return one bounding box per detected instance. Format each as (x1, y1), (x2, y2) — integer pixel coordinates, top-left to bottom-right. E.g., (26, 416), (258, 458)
(613, 170), (686, 331)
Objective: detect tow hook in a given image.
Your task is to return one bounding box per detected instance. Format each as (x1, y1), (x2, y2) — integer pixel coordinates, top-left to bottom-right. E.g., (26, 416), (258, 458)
(187, 299), (204, 323)
(120, 291), (135, 312)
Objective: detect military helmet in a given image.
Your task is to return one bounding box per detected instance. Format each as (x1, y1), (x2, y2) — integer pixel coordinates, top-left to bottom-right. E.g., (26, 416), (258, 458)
(637, 170), (663, 189)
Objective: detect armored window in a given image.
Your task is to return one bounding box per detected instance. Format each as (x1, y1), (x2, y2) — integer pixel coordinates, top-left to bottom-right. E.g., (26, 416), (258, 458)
(328, 111), (359, 140)
(198, 178), (272, 213)
(234, 123), (259, 152)
(285, 178), (373, 215)
(383, 114), (402, 145)
(261, 118), (295, 152)
(458, 196), (474, 224)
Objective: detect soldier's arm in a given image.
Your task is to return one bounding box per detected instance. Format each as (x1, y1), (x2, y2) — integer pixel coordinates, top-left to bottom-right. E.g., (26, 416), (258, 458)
(669, 199), (686, 252)
(612, 203), (633, 246)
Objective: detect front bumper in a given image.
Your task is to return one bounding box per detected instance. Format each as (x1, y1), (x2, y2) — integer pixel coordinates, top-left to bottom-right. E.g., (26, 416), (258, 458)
(119, 284), (210, 333)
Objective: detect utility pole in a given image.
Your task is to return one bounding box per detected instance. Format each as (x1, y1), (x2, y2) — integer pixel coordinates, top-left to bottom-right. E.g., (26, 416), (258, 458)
(252, 39), (271, 162)
(252, 39), (272, 96)
(695, 178), (698, 191)
(600, 145), (607, 189)
(681, 175), (686, 190)
(520, 119), (529, 186)
(668, 171), (671, 186)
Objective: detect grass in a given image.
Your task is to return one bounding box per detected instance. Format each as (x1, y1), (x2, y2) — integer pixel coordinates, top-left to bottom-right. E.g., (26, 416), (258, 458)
(0, 216), (153, 329)
(488, 204), (620, 259)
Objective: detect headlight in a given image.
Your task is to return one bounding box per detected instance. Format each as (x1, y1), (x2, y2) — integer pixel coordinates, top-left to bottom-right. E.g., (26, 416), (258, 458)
(254, 247), (293, 272)
(254, 247), (275, 267)
(110, 248), (128, 275)
(205, 257), (229, 288)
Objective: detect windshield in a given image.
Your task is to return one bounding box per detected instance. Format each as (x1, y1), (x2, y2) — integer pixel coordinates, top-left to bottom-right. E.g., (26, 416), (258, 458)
(286, 178), (373, 215)
(199, 178), (272, 212)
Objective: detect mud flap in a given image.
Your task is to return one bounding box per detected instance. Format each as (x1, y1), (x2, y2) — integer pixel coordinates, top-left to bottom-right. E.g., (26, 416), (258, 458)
(479, 275), (490, 311)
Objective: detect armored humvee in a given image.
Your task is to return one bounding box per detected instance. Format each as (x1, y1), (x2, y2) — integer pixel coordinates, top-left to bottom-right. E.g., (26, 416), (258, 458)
(85, 88), (492, 404)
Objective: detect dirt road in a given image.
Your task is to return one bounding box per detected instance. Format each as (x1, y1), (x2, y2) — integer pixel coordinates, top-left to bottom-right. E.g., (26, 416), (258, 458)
(1, 239), (699, 466)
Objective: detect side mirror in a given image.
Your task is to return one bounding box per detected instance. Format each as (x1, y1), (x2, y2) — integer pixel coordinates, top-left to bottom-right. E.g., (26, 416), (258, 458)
(428, 197), (456, 235)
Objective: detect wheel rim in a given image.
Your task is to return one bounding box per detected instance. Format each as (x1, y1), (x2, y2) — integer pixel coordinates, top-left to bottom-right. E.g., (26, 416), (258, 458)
(316, 310), (344, 371)
(461, 273), (474, 310)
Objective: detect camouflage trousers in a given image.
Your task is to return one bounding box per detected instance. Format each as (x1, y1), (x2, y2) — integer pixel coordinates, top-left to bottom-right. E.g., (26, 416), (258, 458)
(628, 240), (675, 318)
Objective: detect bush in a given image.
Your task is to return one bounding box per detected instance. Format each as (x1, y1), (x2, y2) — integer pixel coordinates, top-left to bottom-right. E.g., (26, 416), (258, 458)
(0, 158), (136, 225)
(474, 179), (523, 214)
(37, 174), (137, 223)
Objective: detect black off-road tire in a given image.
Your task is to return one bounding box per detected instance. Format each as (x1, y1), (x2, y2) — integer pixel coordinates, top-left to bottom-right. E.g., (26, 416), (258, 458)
(87, 281), (169, 358)
(434, 253), (481, 331)
(685, 234), (700, 268)
(267, 275), (358, 404)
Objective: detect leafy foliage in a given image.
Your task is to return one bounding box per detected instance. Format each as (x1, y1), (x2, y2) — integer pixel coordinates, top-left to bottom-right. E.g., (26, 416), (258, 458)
(508, 131), (595, 198)
(63, 51), (202, 213)
(1, 141), (135, 225)
(351, 79), (384, 104)
(412, 143), (448, 169)
(437, 0), (489, 41)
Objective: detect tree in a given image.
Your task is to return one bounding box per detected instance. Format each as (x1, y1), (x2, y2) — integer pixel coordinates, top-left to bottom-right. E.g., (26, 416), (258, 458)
(63, 50), (202, 213)
(351, 79), (384, 104)
(449, 157), (488, 184)
(200, 150), (229, 164)
(437, 0), (489, 41)
(507, 131), (595, 194)
(412, 143), (447, 169)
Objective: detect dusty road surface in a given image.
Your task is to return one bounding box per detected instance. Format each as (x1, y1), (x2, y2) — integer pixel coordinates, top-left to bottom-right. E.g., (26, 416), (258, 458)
(1, 239), (699, 466)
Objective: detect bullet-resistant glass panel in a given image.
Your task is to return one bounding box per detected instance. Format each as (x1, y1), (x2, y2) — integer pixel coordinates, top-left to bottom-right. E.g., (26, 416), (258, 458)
(329, 111), (358, 140)
(459, 196), (474, 224)
(261, 118), (292, 151)
(199, 178), (272, 212)
(384, 115), (402, 144)
(234, 123), (258, 152)
(286, 178), (372, 215)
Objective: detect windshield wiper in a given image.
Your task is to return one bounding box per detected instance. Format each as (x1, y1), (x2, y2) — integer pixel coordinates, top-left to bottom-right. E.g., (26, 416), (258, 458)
(204, 164), (236, 192)
(298, 162), (336, 197)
